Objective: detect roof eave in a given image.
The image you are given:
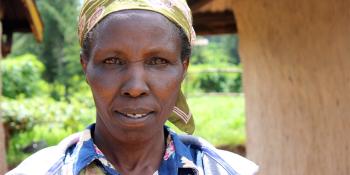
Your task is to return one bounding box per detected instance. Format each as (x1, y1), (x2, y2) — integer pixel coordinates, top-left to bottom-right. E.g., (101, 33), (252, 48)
(22, 0), (43, 42)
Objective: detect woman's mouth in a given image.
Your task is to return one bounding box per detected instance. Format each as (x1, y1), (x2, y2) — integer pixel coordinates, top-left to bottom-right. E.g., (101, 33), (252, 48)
(121, 112), (150, 119)
(116, 110), (154, 120)
(113, 108), (156, 126)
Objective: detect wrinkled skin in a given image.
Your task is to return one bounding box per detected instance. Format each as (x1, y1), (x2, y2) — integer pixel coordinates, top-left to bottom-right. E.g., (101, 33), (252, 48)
(80, 10), (188, 174)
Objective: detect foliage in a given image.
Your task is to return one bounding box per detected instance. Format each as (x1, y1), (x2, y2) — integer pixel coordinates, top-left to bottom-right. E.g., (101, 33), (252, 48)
(185, 35), (242, 93)
(198, 73), (234, 92)
(1, 96), (95, 137)
(183, 64), (242, 94)
(1, 54), (50, 98)
(6, 125), (74, 167)
(3, 95), (95, 166)
(191, 35), (240, 65)
(9, 0), (82, 99)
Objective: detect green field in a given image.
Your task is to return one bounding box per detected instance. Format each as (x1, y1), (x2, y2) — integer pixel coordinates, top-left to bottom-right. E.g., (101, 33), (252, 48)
(167, 95), (246, 147)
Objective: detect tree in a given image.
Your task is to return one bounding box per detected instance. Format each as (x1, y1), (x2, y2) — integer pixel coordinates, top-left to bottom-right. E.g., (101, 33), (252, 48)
(10, 0), (82, 99)
(191, 34), (240, 65)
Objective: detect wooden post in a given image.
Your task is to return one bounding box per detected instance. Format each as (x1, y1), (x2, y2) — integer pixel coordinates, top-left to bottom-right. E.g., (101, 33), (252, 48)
(232, 0), (350, 174)
(0, 19), (8, 173)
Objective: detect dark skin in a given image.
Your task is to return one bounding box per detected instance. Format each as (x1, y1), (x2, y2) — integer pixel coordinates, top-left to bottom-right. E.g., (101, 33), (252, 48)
(80, 11), (188, 175)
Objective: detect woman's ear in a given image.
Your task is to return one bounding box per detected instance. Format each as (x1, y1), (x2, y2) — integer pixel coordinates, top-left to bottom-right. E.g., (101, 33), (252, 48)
(182, 58), (189, 80)
(80, 52), (88, 74)
(80, 53), (90, 85)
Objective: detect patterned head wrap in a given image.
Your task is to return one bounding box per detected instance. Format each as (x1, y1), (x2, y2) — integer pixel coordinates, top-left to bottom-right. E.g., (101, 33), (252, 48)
(78, 0), (196, 134)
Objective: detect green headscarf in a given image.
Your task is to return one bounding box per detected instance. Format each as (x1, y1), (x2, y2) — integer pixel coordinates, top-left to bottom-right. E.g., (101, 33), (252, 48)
(78, 0), (196, 134)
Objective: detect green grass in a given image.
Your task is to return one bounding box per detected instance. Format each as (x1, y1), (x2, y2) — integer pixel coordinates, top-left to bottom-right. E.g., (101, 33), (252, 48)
(167, 95), (246, 147)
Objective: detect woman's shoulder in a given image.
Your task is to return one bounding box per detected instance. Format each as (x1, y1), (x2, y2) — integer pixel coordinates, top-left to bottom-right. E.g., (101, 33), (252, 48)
(6, 132), (82, 175)
(177, 134), (259, 175)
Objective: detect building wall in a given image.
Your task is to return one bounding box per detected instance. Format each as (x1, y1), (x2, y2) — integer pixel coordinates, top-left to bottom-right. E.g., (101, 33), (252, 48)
(232, 0), (350, 174)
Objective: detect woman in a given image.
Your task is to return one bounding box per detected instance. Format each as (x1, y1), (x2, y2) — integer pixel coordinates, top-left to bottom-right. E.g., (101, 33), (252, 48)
(7, 0), (258, 175)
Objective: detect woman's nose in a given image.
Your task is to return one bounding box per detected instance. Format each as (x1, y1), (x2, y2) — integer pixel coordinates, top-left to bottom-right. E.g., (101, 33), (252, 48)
(120, 67), (150, 98)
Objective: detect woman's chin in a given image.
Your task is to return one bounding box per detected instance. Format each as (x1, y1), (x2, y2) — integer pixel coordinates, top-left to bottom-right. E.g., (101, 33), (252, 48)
(95, 111), (165, 142)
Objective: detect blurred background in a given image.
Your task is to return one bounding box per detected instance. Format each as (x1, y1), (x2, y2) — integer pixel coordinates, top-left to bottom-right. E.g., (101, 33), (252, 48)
(3, 0), (350, 174)
(1, 0), (246, 169)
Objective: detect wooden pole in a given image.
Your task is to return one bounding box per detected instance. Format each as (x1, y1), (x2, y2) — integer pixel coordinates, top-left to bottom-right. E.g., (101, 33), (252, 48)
(232, 0), (350, 174)
(0, 19), (8, 174)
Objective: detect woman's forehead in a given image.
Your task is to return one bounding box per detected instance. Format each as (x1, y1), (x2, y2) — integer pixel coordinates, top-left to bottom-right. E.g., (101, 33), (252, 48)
(98, 10), (176, 32)
(90, 10), (181, 56)
(93, 10), (179, 43)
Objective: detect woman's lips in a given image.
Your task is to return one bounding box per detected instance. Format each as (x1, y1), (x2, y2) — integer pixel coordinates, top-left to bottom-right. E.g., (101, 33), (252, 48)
(117, 111), (154, 119)
(113, 107), (156, 126)
(113, 110), (155, 127)
(124, 113), (148, 118)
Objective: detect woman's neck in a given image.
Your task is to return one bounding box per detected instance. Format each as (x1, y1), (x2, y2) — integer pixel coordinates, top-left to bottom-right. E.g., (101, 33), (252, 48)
(93, 122), (165, 175)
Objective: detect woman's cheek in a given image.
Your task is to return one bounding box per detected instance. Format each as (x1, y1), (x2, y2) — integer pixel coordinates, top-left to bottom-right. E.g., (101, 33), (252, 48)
(148, 69), (183, 98)
(87, 66), (121, 98)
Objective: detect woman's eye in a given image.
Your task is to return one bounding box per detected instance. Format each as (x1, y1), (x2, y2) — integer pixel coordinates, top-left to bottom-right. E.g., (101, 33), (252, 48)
(148, 57), (169, 65)
(103, 57), (124, 65)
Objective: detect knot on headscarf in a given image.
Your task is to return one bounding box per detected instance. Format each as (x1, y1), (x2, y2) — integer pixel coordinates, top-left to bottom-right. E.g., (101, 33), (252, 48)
(78, 0), (196, 134)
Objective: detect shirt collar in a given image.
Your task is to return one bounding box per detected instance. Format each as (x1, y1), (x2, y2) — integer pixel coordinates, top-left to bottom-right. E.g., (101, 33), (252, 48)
(168, 128), (200, 175)
(72, 124), (199, 175)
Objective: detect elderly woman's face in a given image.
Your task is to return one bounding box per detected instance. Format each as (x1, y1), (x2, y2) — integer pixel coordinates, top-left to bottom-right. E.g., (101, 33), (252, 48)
(81, 11), (188, 142)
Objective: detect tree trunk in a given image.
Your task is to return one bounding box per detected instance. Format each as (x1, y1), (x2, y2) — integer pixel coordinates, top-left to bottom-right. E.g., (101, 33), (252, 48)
(232, 0), (350, 174)
(0, 20), (8, 174)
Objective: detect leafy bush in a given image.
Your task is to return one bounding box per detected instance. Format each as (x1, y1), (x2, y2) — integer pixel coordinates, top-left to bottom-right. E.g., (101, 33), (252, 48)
(6, 125), (74, 167)
(198, 73), (230, 92)
(2, 96), (95, 166)
(2, 96), (95, 136)
(186, 34), (242, 93)
(1, 54), (50, 98)
(183, 65), (242, 94)
(191, 35), (240, 65)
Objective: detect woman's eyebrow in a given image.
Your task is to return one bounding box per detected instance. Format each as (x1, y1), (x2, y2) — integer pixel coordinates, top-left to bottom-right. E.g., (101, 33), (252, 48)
(143, 47), (178, 58)
(92, 46), (127, 59)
